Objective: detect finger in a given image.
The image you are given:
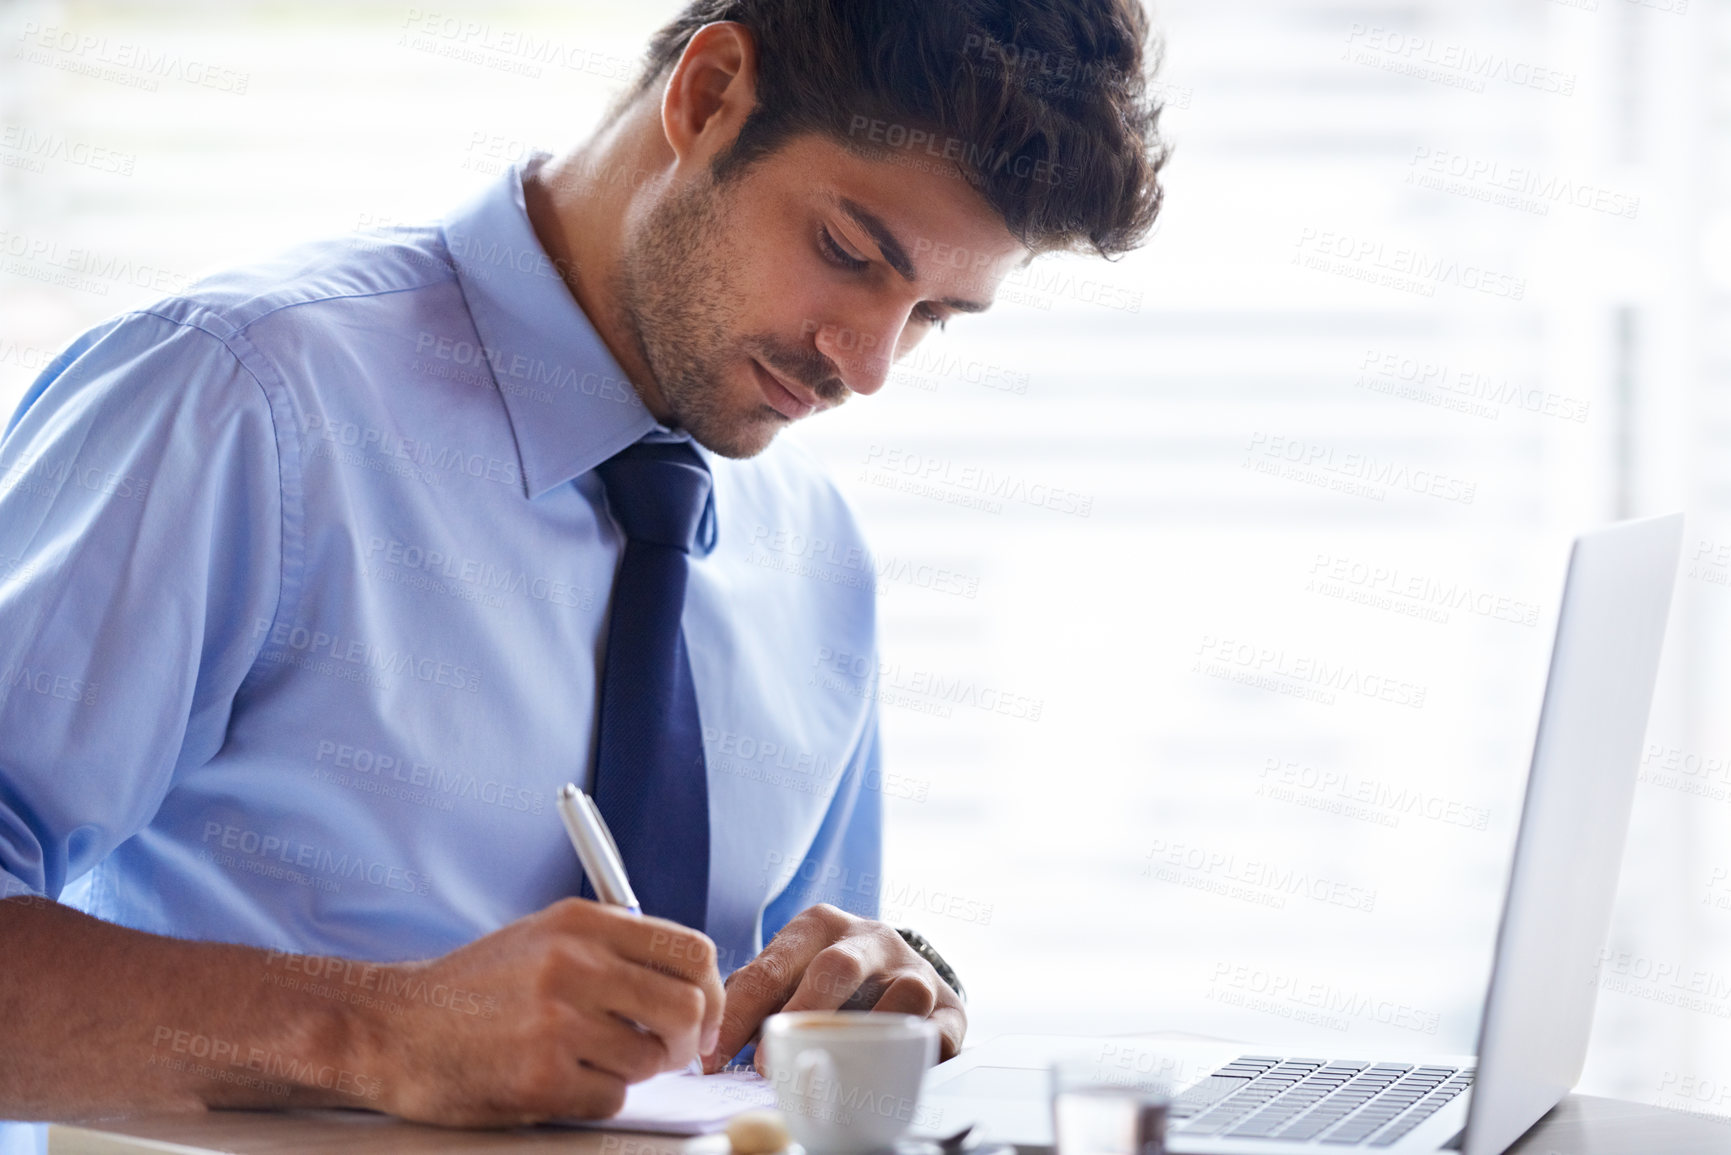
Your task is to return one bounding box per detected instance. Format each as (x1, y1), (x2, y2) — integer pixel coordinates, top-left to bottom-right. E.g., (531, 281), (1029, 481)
(781, 937), (894, 1014)
(600, 961), (710, 1070)
(566, 1063), (631, 1120)
(542, 901), (716, 988)
(611, 914), (727, 1053)
(930, 1004), (967, 1062)
(572, 1009), (672, 1085)
(705, 952), (800, 1072)
(701, 968), (726, 1058)
(490, 1008), (629, 1125)
(868, 972), (938, 1019)
(704, 909), (850, 1071)
(561, 908), (720, 1068)
(606, 911), (720, 989)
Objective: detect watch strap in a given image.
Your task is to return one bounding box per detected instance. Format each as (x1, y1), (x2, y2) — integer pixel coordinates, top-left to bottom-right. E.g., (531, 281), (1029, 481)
(895, 926), (965, 1003)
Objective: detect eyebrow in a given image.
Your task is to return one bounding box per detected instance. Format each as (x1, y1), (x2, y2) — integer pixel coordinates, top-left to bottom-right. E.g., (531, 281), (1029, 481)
(837, 197), (992, 314)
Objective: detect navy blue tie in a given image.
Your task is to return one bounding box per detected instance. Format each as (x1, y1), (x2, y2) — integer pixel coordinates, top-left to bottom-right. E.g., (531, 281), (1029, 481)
(588, 439), (712, 931)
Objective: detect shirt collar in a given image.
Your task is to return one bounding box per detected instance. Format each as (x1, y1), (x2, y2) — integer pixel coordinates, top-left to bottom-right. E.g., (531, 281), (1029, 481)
(441, 153), (656, 499)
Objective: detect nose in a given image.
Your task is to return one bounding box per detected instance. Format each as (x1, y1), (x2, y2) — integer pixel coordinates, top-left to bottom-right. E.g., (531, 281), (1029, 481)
(810, 311), (910, 397)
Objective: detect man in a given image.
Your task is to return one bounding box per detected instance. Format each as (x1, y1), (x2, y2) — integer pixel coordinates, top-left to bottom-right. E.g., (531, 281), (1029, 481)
(0, 0), (1165, 1128)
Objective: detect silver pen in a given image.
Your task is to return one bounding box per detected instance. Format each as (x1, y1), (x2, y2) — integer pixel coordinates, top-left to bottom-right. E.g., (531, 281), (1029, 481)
(557, 783), (641, 915)
(559, 783), (709, 1072)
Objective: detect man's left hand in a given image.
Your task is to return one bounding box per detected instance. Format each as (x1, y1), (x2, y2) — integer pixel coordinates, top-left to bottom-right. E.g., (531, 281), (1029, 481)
(699, 904), (966, 1073)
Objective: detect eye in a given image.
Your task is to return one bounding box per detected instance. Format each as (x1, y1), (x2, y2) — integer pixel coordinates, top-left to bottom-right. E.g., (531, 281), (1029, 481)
(818, 226), (869, 271)
(915, 303), (948, 331)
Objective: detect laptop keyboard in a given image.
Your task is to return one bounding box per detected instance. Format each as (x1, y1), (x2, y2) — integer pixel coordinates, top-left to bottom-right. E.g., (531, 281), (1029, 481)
(1169, 1056), (1474, 1146)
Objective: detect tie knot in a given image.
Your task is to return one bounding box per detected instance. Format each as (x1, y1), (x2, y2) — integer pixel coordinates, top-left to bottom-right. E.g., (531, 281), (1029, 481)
(595, 439), (713, 552)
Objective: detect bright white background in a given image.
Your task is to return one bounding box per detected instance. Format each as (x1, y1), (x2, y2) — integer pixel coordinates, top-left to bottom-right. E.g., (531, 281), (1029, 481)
(3, 0), (1730, 1123)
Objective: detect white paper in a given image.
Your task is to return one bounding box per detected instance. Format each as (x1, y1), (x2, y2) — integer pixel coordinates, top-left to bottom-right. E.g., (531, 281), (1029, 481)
(561, 1069), (776, 1135)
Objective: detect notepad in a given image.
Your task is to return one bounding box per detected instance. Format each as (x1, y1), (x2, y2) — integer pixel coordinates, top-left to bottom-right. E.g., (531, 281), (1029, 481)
(561, 1068), (777, 1135)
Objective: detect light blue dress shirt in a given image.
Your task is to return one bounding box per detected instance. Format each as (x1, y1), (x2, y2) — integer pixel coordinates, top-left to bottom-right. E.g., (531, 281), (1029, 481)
(0, 157), (884, 980)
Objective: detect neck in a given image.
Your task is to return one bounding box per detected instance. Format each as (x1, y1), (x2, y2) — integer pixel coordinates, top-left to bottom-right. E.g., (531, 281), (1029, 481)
(524, 102), (676, 422)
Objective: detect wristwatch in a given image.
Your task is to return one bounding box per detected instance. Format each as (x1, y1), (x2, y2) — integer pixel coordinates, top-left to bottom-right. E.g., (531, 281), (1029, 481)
(895, 926), (965, 1003)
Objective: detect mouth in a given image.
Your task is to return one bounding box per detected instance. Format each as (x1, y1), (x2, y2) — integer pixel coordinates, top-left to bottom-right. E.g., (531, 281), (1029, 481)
(751, 358), (820, 421)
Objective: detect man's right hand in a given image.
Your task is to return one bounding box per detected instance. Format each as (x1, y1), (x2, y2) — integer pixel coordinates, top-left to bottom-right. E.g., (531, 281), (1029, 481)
(361, 898), (724, 1127)
(0, 895), (721, 1126)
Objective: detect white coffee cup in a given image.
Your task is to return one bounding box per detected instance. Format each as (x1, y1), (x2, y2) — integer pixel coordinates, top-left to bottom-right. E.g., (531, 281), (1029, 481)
(760, 1011), (940, 1155)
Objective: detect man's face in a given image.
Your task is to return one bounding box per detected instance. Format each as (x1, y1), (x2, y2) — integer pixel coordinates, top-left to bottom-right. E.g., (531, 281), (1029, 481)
(613, 132), (1030, 459)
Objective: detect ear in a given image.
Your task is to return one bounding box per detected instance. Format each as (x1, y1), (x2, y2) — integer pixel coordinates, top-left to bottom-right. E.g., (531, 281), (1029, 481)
(661, 21), (759, 169)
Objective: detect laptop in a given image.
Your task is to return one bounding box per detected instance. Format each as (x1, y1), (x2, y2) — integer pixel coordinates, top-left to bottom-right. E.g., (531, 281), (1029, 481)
(921, 514), (1684, 1154)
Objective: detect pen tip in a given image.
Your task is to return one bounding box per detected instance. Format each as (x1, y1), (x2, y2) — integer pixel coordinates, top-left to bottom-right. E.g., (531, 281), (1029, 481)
(558, 783), (578, 799)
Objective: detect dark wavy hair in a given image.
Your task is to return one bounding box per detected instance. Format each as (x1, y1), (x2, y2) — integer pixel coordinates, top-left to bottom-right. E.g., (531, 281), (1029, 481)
(628, 0), (1169, 257)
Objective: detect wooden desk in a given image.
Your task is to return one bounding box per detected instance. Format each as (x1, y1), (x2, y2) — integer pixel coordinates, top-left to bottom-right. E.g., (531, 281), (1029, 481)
(47, 1113), (716, 1155)
(43, 1093), (1731, 1155)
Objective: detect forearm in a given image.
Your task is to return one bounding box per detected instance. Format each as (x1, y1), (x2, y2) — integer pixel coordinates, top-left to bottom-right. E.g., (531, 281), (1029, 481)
(0, 895), (385, 1120)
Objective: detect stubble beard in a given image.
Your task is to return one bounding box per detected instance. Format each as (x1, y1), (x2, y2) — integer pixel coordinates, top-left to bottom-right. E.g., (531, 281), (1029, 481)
(613, 174), (786, 460)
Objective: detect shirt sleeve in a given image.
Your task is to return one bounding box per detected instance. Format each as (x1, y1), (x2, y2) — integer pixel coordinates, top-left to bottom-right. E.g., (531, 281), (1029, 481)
(0, 310), (286, 901)
(761, 693), (885, 937)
